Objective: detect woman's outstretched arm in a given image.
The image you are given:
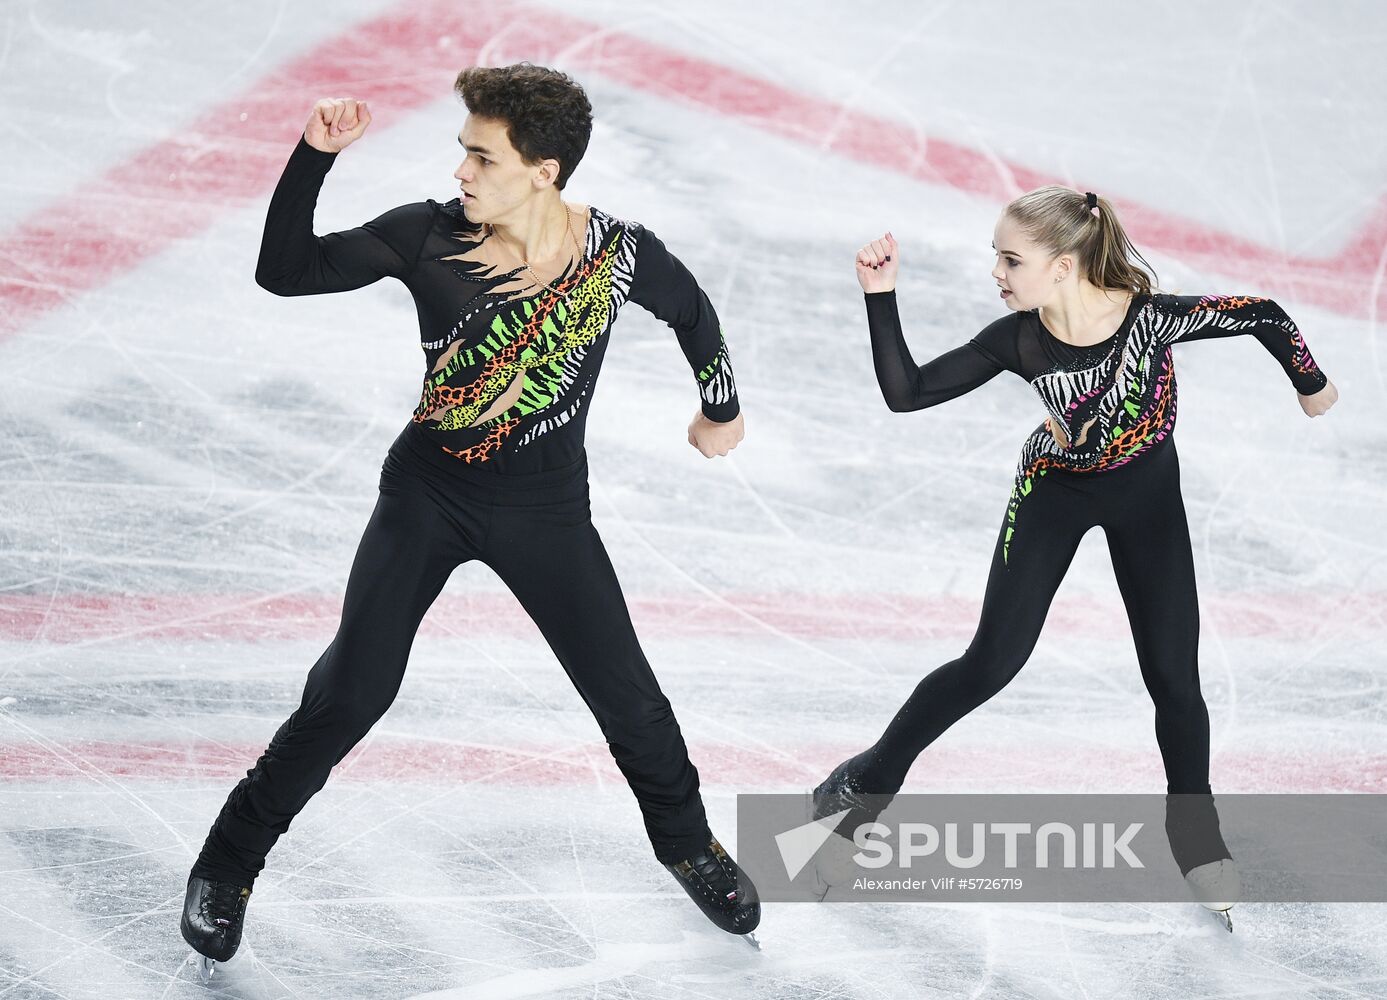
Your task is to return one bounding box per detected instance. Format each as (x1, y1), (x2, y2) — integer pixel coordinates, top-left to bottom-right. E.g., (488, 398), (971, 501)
(865, 292), (1007, 411)
(1154, 294), (1337, 415)
(857, 232), (1007, 412)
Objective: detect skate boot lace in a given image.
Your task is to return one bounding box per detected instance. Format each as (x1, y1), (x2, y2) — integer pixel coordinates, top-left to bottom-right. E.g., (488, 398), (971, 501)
(678, 841), (740, 903)
(204, 881), (248, 928)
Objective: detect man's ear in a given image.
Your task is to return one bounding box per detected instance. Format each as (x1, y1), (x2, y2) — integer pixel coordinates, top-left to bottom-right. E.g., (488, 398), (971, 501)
(533, 158), (562, 190)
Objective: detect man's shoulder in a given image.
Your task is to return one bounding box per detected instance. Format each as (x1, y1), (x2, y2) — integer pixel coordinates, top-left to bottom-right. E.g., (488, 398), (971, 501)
(423, 197), (479, 231)
(585, 204), (646, 238)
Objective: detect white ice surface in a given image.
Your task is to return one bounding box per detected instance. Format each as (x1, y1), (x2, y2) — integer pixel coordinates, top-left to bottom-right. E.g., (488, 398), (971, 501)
(1, 1), (1384, 997)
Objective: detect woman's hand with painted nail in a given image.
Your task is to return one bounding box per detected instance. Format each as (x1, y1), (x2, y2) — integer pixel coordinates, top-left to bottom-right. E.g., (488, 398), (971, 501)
(855, 231), (898, 293)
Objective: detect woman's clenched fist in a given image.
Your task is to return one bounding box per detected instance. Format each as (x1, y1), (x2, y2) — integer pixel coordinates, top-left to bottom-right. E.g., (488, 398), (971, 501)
(856, 232), (899, 294)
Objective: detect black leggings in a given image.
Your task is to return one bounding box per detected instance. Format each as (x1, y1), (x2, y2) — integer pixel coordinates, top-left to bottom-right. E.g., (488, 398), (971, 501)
(192, 428), (712, 886)
(841, 437), (1230, 872)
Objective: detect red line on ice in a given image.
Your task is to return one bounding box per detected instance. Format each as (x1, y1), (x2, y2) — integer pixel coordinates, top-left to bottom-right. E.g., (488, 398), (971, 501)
(0, 590), (1376, 644)
(0, 739), (1380, 792)
(1, 0), (1382, 342)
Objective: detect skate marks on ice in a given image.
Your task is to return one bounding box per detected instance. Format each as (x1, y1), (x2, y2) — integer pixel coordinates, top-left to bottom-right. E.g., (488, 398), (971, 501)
(0, 833), (183, 999)
(399, 930), (756, 1000)
(7, 764), (1376, 1000)
(2, 0), (1385, 998)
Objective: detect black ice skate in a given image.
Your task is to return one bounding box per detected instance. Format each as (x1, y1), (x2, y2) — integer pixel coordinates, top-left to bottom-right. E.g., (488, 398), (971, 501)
(664, 837), (761, 947)
(1183, 858), (1240, 933)
(808, 757), (894, 898)
(1165, 791), (1237, 932)
(180, 875), (251, 982)
(811, 756), (893, 836)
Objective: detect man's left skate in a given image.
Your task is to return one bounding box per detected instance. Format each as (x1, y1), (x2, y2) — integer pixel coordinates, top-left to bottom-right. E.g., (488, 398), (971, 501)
(663, 836), (761, 949)
(180, 874), (251, 983)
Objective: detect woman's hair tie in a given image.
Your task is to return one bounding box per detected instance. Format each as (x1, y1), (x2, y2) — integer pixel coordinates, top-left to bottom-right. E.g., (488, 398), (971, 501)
(1084, 191), (1100, 216)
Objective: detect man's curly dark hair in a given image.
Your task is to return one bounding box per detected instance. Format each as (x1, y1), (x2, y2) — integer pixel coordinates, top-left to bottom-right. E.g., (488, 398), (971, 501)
(454, 63), (593, 190)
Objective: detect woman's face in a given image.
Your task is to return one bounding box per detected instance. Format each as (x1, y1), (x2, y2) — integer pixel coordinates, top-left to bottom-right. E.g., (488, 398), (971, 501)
(452, 115), (560, 226)
(991, 214), (1068, 311)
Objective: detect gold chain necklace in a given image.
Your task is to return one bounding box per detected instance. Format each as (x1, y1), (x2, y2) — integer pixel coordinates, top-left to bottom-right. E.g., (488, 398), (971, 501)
(485, 205), (584, 308)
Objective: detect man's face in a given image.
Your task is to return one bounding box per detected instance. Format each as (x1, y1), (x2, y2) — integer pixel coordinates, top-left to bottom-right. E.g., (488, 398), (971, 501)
(452, 115), (559, 226)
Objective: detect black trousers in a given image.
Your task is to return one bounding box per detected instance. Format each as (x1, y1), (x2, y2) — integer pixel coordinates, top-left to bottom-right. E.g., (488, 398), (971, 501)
(193, 428), (712, 886)
(841, 436), (1230, 873)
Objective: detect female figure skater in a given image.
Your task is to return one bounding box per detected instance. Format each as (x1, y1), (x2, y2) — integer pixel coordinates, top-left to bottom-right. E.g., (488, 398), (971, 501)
(180, 64), (759, 977)
(814, 187), (1337, 930)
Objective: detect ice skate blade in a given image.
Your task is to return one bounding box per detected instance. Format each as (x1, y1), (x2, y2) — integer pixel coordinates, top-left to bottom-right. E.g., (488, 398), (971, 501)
(742, 931), (761, 951)
(1205, 906), (1233, 933)
(193, 952), (216, 984)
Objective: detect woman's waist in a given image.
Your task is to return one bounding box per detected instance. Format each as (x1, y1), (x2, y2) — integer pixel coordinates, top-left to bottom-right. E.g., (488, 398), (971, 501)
(1021, 426), (1176, 478)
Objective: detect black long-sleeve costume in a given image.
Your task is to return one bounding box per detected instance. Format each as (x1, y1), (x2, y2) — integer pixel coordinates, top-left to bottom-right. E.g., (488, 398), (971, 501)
(254, 136), (738, 471)
(838, 289), (1326, 875)
(193, 137), (741, 887)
